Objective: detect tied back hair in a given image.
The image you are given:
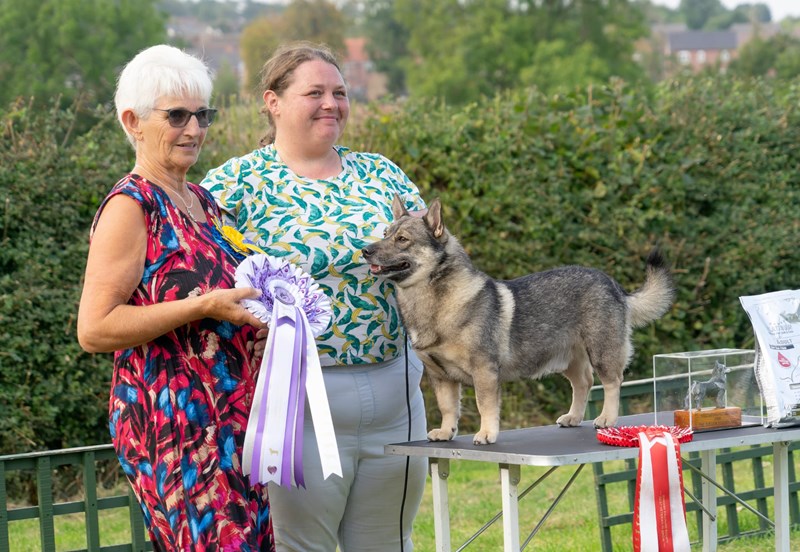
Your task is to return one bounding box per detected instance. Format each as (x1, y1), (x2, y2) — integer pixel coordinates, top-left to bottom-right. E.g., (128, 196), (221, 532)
(114, 44), (214, 148)
(257, 41), (343, 147)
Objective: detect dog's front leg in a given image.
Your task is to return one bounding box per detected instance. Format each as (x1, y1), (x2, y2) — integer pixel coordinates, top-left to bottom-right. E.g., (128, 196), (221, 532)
(472, 367), (501, 445)
(427, 376), (461, 442)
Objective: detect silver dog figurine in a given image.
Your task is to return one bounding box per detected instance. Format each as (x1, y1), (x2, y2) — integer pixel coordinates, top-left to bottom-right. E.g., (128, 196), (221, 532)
(685, 360), (729, 410)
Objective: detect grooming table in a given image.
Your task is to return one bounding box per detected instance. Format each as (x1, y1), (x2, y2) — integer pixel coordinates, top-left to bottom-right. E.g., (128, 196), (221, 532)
(386, 413), (800, 551)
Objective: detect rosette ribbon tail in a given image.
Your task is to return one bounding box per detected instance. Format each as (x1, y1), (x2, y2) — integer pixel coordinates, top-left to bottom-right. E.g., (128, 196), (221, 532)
(243, 300), (303, 487)
(633, 429), (690, 552)
(300, 311), (343, 481)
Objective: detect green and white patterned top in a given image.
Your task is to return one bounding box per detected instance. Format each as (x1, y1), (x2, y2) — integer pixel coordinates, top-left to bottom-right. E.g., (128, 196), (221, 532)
(201, 144), (425, 367)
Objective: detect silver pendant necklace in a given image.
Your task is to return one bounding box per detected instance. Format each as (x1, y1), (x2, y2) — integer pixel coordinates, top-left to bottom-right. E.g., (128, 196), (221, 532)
(173, 188), (198, 223)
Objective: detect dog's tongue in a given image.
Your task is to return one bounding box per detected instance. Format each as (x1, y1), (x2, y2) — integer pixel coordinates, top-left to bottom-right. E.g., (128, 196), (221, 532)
(370, 264), (383, 274)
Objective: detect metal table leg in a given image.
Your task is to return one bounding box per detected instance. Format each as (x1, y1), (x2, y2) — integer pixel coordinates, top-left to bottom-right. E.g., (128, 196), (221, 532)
(774, 441), (789, 552)
(499, 463), (521, 552)
(700, 449), (718, 552)
(430, 458), (451, 552)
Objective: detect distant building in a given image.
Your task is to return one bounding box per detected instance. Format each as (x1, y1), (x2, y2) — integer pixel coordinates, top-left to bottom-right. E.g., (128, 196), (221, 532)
(342, 37), (387, 102)
(167, 18), (388, 101)
(167, 16), (245, 90)
(665, 30), (738, 73)
(642, 21), (800, 78)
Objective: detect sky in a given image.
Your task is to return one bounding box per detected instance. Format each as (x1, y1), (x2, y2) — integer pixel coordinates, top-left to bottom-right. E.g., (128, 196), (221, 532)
(656, 0), (800, 22)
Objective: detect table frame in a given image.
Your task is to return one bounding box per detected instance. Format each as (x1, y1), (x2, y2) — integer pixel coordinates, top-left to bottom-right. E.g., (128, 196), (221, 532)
(386, 413), (800, 552)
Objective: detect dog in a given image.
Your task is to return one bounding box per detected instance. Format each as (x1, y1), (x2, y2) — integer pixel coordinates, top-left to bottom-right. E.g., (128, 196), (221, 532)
(685, 360), (728, 410)
(361, 196), (675, 445)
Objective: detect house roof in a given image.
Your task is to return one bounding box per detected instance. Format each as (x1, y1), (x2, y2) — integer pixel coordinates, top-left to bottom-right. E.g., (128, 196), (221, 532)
(668, 30), (737, 52)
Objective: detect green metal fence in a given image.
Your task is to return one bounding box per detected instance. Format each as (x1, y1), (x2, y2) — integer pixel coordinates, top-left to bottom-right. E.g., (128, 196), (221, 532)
(0, 444), (150, 552)
(588, 381), (800, 551)
(4, 384), (800, 551)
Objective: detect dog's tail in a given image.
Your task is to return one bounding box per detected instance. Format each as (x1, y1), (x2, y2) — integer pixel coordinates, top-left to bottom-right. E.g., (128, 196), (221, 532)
(626, 249), (676, 328)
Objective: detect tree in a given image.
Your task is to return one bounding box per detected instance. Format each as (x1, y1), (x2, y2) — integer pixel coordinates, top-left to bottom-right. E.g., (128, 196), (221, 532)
(281, 0), (346, 55)
(735, 3), (772, 23)
(775, 43), (800, 79)
(680, 0), (724, 30)
(0, 0), (166, 108)
(214, 60), (242, 102)
(362, 0), (410, 96)
(519, 41), (612, 96)
(394, 0), (647, 104)
(240, 16), (286, 92)
(239, 0), (346, 93)
(730, 34), (800, 77)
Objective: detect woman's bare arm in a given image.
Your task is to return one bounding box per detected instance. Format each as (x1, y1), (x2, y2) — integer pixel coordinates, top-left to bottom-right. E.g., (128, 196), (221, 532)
(77, 194), (264, 353)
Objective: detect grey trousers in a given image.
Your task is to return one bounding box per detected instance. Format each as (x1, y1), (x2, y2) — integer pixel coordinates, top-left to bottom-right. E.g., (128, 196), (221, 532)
(269, 353), (428, 552)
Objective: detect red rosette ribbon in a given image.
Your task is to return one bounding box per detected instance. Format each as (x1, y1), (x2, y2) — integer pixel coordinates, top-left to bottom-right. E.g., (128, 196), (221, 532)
(596, 425), (693, 447)
(598, 426), (692, 552)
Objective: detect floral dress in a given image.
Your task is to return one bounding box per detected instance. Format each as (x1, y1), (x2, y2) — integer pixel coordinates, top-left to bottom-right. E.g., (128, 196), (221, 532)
(92, 174), (273, 551)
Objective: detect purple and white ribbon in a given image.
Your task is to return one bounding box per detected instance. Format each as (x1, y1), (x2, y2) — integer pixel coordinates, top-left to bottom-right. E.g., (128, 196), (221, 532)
(235, 254), (340, 488)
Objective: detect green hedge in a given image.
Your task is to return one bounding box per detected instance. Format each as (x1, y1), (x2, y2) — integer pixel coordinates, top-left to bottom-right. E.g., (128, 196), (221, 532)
(1, 76), (799, 454)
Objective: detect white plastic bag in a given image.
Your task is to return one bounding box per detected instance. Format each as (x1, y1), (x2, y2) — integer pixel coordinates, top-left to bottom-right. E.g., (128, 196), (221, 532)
(740, 290), (800, 427)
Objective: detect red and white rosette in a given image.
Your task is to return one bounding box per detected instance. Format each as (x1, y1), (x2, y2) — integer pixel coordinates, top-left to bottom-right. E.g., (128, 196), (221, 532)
(236, 254), (340, 488)
(598, 425), (693, 552)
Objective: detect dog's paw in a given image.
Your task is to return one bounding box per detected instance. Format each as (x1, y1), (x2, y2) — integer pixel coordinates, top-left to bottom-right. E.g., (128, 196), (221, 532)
(592, 414), (618, 429)
(472, 430), (497, 445)
(556, 413), (583, 427)
(427, 427), (456, 441)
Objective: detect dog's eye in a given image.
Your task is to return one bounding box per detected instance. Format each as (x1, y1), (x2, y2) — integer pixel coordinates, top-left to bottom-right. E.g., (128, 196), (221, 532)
(383, 229), (389, 238)
(396, 235), (408, 243)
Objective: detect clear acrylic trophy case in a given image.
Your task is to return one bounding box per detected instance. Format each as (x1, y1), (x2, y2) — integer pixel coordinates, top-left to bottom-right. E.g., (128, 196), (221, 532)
(652, 348), (763, 431)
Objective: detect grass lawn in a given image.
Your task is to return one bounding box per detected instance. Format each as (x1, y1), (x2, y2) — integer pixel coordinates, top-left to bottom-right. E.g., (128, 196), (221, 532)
(7, 456), (799, 551)
(412, 458), (799, 551)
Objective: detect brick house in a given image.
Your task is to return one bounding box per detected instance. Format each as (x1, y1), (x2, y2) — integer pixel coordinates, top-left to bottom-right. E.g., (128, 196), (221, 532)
(665, 30), (738, 73)
(342, 37), (387, 102)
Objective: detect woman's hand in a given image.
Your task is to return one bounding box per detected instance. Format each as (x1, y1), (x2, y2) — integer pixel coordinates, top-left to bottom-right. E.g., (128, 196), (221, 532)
(199, 287), (267, 329)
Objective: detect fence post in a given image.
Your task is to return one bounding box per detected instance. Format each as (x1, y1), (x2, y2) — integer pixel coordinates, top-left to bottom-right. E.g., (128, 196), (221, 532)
(128, 488), (147, 552)
(36, 456), (55, 551)
(83, 451), (101, 551)
(0, 461), (8, 552)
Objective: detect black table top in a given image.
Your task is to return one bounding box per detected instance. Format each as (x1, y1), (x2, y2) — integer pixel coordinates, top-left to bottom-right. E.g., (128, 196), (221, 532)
(386, 413), (800, 466)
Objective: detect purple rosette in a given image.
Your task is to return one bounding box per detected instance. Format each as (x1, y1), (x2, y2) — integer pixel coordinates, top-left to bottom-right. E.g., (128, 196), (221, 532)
(235, 254), (331, 335)
(235, 254), (339, 488)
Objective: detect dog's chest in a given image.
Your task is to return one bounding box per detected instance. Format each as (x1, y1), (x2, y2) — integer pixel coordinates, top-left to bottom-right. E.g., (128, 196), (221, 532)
(410, 335), (476, 384)
(415, 349), (473, 385)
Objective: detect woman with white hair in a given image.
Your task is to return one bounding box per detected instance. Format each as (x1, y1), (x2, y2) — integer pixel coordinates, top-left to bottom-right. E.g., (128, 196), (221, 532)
(78, 44), (274, 551)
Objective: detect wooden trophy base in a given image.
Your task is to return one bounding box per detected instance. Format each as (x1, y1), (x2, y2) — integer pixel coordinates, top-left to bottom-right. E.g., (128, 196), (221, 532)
(674, 406), (742, 430)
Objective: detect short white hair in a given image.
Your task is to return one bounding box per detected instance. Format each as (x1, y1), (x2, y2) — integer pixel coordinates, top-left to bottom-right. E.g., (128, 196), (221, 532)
(114, 44), (214, 146)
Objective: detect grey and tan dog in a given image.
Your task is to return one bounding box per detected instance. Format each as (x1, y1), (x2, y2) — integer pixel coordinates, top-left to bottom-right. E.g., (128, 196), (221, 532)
(362, 196), (675, 445)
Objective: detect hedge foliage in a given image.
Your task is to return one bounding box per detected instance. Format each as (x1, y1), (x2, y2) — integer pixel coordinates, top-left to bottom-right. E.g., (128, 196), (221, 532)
(1, 76), (799, 453)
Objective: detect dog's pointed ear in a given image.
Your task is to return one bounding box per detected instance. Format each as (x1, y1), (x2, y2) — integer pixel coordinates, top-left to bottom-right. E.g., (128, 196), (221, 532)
(423, 198), (445, 238)
(391, 194), (409, 220)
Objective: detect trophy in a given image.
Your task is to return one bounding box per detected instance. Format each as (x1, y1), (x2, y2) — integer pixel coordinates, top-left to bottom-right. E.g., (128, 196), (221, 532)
(673, 361), (742, 430)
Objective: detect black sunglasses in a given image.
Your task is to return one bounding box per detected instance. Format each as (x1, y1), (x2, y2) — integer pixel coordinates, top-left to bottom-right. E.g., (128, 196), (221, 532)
(154, 108), (218, 128)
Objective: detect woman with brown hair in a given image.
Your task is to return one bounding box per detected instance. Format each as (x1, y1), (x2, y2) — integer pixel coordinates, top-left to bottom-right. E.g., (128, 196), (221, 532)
(202, 42), (428, 551)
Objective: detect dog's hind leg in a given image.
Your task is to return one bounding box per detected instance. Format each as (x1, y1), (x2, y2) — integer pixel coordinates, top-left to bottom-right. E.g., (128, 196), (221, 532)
(427, 376), (461, 442)
(588, 337), (628, 428)
(556, 356), (594, 427)
(593, 370), (622, 428)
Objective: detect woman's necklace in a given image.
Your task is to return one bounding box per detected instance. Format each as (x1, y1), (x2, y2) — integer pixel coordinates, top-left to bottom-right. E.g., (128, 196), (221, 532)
(133, 167), (201, 224)
(172, 187), (199, 224)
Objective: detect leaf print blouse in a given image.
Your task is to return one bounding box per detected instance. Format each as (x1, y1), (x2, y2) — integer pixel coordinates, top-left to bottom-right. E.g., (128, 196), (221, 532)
(201, 145), (425, 366)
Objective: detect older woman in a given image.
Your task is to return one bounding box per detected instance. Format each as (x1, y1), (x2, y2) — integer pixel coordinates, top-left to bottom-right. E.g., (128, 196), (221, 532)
(77, 45), (273, 551)
(202, 42), (427, 552)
